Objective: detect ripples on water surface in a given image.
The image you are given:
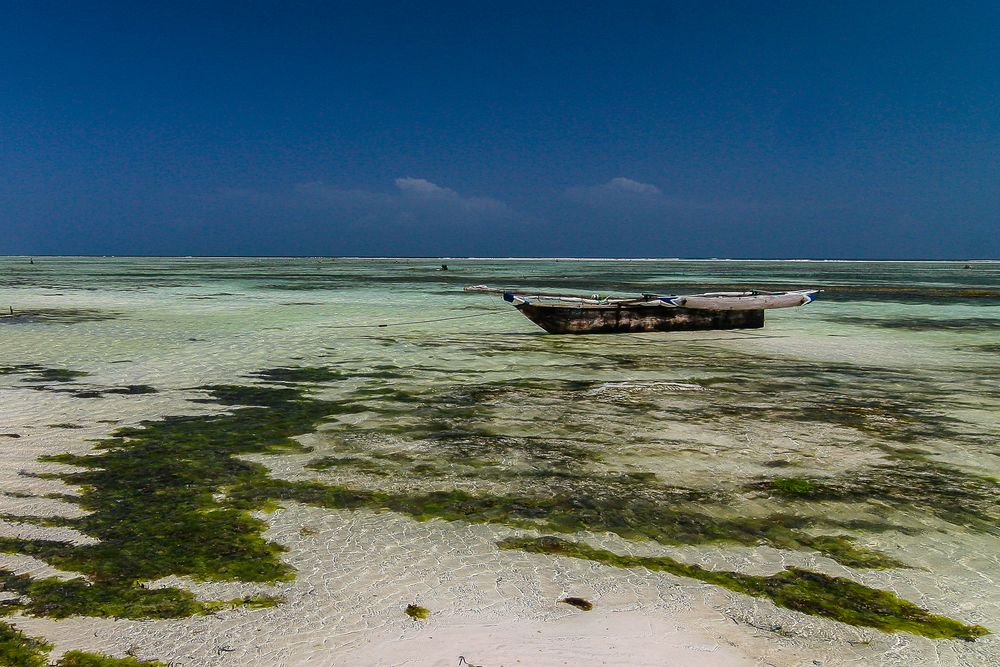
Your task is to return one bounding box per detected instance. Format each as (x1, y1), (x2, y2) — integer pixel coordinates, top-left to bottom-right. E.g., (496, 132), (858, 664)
(0, 257), (998, 665)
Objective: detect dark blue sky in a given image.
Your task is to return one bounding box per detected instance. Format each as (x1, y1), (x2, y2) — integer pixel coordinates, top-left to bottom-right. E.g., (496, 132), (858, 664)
(2, 1), (997, 258)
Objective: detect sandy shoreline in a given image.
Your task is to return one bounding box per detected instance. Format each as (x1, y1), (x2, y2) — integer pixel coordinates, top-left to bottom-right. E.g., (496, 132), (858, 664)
(10, 505), (760, 667)
(1, 380), (997, 665)
(2, 258), (998, 666)
(7, 501), (996, 666)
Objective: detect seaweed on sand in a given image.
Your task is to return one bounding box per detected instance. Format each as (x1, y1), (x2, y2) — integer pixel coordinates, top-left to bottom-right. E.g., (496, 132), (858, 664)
(499, 536), (988, 641)
(0, 370), (981, 641)
(0, 308), (120, 325)
(824, 316), (1000, 332)
(103, 385), (158, 395)
(0, 620), (51, 667)
(0, 364), (89, 383)
(754, 460), (1000, 532)
(0, 383), (350, 618)
(0, 569), (205, 619)
(27, 384), (354, 585)
(55, 652), (167, 667)
(240, 479), (903, 569)
(0, 620), (165, 667)
(305, 456), (387, 475)
(404, 604), (429, 620)
(770, 478), (816, 496)
(248, 366), (343, 384)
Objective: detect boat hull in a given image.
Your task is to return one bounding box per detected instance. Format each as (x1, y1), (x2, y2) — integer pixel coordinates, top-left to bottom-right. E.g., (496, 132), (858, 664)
(516, 303), (765, 334)
(665, 290), (817, 310)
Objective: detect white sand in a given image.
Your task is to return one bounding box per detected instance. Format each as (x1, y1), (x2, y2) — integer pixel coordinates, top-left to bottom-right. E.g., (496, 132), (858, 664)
(11, 505), (757, 667)
(8, 502), (998, 666)
(2, 395), (998, 666)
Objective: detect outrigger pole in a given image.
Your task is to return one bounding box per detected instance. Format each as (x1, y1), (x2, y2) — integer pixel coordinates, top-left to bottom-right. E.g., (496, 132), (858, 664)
(463, 285), (658, 305)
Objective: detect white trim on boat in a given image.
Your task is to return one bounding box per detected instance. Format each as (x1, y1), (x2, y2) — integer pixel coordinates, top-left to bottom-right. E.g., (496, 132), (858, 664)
(465, 285), (819, 311)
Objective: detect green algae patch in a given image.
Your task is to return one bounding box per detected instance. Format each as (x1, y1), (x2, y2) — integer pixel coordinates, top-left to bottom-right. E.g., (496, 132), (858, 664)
(796, 535), (905, 570)
(828, 316), (1000, 332)
(238, 593), (285, 609)
(2, 613), (168, 665)
(0, 364), (89, 383)
(103, 385), (158, 396)
(771, 478), (816, 496)
(757, 398), (957, 444)
(191, 383), (307, 408)
(201, 594), (285, 614)
(0, 620), (51, 667)
(31, 369), (88, 383)
(499, 537), (989, 640)
(28, 390), (337, 584)
(0, 366), (946, 632)
(55, 652), (167, 667)
(249, 478), (899, 570)
(671, 364), (964, 445)
(0, 308), (120, 325)
(0, 570), (204, 619)
(0, 381), (358, 620)
(753, 461), (1000, 532)
(0, 567), (286, 620)
(249, 367), (344, 384)
(405, 604), (429, 620)
(306, 456), (387, 474)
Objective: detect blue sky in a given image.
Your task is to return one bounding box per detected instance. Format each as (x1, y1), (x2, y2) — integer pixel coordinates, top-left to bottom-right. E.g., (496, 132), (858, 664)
(1, 1), (997, 258)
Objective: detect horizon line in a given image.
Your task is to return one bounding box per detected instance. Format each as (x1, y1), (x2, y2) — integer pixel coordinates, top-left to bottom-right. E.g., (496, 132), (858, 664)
(1, 255), (997, 263)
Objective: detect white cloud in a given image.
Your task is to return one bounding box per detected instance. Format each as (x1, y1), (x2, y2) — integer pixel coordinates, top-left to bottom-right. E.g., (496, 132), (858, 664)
(564, 177), (664, 207)
(562, 177), (786, 221)
(604, 177), (662, 195)
(213, 178), (515, 226)
(395, 177), (452, 196)
(395, 177), (509, 215)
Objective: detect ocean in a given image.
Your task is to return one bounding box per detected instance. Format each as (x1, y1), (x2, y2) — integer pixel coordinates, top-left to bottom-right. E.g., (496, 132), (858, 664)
(1, 257), (998, 666)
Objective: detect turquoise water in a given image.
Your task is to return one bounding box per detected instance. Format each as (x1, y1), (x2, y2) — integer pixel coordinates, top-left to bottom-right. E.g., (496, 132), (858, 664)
(1, 257), (998, 664)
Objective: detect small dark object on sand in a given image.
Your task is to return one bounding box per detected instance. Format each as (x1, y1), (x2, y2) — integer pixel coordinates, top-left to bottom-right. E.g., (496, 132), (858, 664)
(104, 384), (158, 395)
(405, 604), (430, 619)
(560, 596), (593, 611)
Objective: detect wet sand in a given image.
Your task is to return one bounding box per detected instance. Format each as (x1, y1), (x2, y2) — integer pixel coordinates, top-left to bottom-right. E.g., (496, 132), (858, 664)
(1, 257), (997, 665)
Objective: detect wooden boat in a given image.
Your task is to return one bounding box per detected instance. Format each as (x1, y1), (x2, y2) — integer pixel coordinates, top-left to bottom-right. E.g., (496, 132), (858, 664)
(465, 285), (818, 334)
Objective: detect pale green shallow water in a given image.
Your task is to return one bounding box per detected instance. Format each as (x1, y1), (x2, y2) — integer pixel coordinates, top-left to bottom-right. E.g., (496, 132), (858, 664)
(0, 257), (998, 664)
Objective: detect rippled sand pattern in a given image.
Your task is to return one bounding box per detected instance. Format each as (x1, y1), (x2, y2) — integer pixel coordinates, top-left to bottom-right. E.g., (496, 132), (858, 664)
(0, 257), (998, 666)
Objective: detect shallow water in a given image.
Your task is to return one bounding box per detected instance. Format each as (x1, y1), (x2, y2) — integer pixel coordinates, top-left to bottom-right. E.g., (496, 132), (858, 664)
(1, 257), (998, 664)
